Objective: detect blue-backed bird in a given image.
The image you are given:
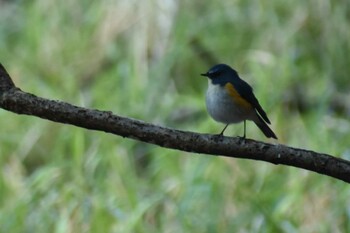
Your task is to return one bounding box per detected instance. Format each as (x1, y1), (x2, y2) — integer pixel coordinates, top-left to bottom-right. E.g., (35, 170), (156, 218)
(201, 64), (277, 139)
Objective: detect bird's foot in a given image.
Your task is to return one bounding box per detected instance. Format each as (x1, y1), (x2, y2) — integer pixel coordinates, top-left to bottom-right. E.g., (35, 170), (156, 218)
(237, 135), (247, 143)
(216, 132), (225, 137)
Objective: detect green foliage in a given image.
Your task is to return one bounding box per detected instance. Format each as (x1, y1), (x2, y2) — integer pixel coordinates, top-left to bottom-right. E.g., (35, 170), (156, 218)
(1, 0), (350, 232)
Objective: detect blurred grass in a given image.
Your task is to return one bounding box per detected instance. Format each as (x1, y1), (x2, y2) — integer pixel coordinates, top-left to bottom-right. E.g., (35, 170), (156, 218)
(1, 0), (350, 232)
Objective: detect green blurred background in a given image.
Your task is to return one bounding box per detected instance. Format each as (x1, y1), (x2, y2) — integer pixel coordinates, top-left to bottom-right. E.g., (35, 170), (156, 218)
(1, 0), (350, 232)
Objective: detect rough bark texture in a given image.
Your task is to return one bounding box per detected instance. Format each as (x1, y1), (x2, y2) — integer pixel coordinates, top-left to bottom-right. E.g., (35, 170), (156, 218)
(1, 63), (349, 183)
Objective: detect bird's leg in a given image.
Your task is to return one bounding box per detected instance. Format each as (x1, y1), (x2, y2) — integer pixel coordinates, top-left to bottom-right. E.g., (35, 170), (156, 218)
(243, 120), (246, 139)
(219, 124), (229, 136)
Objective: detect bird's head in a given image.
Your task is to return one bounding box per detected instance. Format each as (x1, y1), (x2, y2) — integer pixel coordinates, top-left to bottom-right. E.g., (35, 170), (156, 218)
(201, 64), (238, 85)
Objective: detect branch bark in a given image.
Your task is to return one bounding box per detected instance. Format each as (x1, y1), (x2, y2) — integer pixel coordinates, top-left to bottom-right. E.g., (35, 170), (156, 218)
(1, 63), (349, 183)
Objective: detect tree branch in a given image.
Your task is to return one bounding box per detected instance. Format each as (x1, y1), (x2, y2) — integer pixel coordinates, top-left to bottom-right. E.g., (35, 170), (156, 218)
(1, 63), (349, 183)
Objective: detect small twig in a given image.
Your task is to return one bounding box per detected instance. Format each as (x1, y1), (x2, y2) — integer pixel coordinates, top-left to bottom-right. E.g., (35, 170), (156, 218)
(1, 63), (349, 183)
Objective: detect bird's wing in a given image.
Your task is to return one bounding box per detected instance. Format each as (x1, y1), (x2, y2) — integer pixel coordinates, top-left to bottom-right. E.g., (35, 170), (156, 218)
(224, 83), (253, 110)
(231, 79), (271, 124)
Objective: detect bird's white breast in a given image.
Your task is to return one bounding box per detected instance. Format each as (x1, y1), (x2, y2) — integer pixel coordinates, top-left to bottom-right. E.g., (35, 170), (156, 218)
(205, 81), (255, 124)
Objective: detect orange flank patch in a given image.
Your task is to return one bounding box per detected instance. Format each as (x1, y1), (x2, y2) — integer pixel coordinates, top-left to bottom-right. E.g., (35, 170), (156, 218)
(224, 83), (252, 109)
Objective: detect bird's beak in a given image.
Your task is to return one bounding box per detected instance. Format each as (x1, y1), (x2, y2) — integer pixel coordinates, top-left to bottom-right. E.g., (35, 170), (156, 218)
(200, 73), (208, 77)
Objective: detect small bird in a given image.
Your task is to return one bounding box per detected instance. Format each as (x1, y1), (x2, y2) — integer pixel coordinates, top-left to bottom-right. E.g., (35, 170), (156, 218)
(201, 64), (277, 139)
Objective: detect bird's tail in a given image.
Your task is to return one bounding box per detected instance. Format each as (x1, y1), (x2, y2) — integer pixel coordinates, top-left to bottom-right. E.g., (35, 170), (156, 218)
(254, 114), (277, 139)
